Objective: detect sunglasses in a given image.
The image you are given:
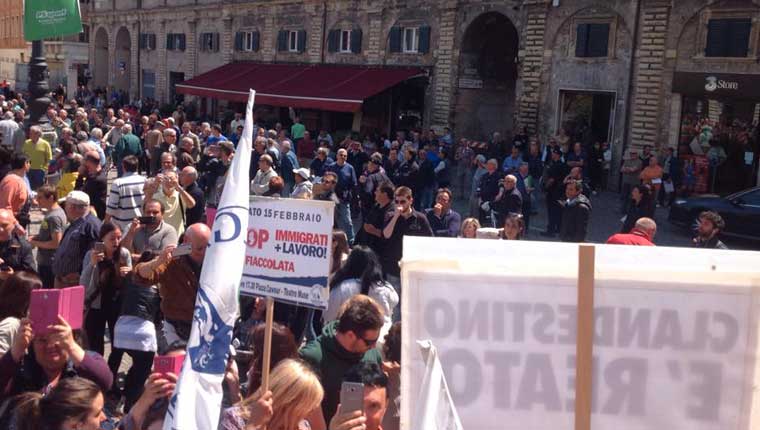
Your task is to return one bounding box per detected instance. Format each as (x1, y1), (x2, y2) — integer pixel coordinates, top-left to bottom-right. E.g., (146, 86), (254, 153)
(360, 334), (379, 346)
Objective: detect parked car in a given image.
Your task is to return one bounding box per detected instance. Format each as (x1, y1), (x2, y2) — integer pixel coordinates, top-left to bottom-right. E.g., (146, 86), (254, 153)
(669, 186), (760, 240)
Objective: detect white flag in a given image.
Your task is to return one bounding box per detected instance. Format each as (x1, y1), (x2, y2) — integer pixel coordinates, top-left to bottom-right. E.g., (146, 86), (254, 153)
(163, 90), (256, 430)
(412, 340), (464, 430)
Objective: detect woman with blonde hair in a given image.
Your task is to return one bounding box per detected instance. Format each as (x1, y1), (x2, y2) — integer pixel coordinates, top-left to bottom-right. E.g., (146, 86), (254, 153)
(459, 217), (481, 238)
(221, 358), (324, 430)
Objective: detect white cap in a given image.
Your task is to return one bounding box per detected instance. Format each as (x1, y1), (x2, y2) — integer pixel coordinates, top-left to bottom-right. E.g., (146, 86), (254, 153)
(59, 190), (90, 206)
(293, 168), (311, 180)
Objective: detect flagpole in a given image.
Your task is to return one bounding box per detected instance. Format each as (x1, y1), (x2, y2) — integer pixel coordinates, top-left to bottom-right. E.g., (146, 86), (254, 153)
(261, 297), (275, 391)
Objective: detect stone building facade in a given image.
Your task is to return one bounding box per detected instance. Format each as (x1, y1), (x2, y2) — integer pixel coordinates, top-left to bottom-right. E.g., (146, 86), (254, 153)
(89, 0), (760, 187)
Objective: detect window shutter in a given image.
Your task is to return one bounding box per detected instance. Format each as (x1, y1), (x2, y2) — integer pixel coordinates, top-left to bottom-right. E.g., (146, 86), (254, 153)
(166, 33), (173, 50)
(297, 30), (307, 52)
(139, 34), (146, 49)
(389, 26), (402, 53)
(149, 34), (156, 50)
(729, 19), (751, 57)
(587, 23), (609, 57)
(327, 29), (339, 53)
(351, 29), (362, 53)
(277, 30), (288, 51)
(179, 34), (186, 51)
(252, 31), (260, 51)
(705, 20), (727, 57)
(234, 32), (243, 51)
(213, 33), (220, 52)
(418, 26), (431, 53)
(575, 24), (589, 57)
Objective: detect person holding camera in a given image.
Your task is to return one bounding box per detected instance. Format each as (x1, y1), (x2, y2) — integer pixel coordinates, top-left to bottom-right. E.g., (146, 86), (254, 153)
(121, 199), (178, 262)
(144, 170), (195, 237)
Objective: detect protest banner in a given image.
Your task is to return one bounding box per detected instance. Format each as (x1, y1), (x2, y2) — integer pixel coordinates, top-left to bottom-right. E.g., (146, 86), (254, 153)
(240, 196), (334, 310)
(401, 237), (760, 430)
(24, 0), (82, 41)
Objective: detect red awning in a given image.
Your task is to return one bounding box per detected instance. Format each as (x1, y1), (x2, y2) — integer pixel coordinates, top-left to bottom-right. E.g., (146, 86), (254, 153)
(175, 63), (426, 112)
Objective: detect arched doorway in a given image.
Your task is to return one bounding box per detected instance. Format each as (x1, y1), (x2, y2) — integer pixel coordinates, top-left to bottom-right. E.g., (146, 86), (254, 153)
(113, 27), (131, 94)
(93, 27), (108, 88)
(454, 12), (519, 140)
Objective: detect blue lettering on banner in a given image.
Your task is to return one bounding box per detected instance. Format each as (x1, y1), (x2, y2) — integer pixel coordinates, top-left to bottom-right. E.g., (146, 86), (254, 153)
(214, 211), (242, 243)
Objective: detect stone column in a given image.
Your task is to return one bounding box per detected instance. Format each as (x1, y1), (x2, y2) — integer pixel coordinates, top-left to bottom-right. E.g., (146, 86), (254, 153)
(157, 19), (168, 103)
(517, 1), (549, 135)
(429, 3), (457, 131)
(187, 18), (198, 78)
(262, 14), (275, 62)
(628, 0), (670, 152)
(221, 16), (233, 65)
(130, 21), (139, 102)
(366, 11), (383, 65)
(107, 26), (116, 87)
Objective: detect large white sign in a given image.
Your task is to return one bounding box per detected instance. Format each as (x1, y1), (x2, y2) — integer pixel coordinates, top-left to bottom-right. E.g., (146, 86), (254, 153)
(401, 238), (760, 430)
(239, 196), (334, 310)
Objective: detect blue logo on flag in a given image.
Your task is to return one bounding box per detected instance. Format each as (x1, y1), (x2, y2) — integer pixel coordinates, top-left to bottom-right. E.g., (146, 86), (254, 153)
(188, 288), (233, 374)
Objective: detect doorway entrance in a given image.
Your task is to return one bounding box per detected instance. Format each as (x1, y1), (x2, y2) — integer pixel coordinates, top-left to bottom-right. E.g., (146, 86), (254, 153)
(454, 12), (519, 140)
(169, 72), (185, 105)
(558, 90), (616, 147)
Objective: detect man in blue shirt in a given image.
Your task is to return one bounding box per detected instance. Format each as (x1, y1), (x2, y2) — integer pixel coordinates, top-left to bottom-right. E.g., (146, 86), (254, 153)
(424, 188), (461, 237)
(52, 191), (102, 288)
(309, 147), (334, 179)
(326, 148), (357, 243)
(502, 146), (524, 174)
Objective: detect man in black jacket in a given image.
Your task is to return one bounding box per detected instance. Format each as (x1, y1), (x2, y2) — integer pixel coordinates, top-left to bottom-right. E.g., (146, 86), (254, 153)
(560, 180), (592, 242)
(476, 159), (502, 226)
(542, 149), (569, 237)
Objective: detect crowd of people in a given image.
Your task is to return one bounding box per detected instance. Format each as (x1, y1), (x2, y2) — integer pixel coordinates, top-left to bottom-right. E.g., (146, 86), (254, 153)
(0, 86), (737, 430)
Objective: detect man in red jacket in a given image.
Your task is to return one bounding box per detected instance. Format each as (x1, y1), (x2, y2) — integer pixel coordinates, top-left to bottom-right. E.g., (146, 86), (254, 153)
(606, 217), (656, 246)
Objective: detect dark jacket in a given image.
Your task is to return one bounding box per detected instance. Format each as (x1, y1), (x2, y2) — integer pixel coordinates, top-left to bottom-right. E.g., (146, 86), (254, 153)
(477, 171), (502, 203)
(492, 187), (523, 218)
(299, 321), (382, 424)
(622, 198), (654, 233)
(694, 235), (728, 249)
(560, 194), (592, 242)
(120, 277), (161, 322)
(0, 233), (36, 275)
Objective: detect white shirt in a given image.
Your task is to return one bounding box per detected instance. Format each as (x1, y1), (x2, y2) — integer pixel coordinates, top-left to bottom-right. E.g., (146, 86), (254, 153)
(323, 279), (399, 325)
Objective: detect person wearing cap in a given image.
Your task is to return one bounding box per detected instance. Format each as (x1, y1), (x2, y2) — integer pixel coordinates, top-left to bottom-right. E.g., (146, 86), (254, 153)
(75, 150), (108, 219)
(52, 190), (102, 288)
(620, 148), (643, 213)
(22, 125), (51, 190)
(290, 168), (313, 199)
(251, 154), (278, 196)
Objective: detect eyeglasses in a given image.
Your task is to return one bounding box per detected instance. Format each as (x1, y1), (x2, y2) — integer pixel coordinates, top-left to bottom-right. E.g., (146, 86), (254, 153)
(360, 334), (379, 347)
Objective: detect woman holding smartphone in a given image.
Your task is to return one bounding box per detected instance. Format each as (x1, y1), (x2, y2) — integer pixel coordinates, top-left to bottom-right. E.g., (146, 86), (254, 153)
(80, 222), (132, 357)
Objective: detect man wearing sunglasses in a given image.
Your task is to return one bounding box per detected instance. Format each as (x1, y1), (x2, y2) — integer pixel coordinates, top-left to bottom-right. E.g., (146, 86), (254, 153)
(300, 295), (385, 427)
(381, 186), (433, 292)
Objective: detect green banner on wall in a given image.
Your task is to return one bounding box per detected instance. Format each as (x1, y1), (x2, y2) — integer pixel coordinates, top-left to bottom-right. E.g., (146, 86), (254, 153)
(24, 0), (82, 41)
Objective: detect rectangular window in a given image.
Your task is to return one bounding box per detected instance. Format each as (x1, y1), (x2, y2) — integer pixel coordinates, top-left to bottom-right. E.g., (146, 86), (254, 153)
(200, 33), (214, 52)
(167, 33), (184, 51)
(244, 31), (254, 51)
(403, 27), (418, 53)
(339, 29), (351, 53)
(575, 23), (610, 58)
(142, 70), (155, 100)
(288, 30), (298, 52)
(705, 18), (752, 57)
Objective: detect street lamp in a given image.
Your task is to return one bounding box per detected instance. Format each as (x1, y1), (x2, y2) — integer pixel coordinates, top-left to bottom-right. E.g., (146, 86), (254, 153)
(27, 40), (51, 125)
(26, 40), (56, 140)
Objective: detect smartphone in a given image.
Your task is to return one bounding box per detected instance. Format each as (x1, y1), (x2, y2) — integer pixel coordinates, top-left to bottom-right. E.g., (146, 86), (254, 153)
(93, 242), (105, 253)
(340, 382), (364, 414)
(153, 352), (186, 377)
(138, 216), (157, 225)
(173, 243), (192, 257)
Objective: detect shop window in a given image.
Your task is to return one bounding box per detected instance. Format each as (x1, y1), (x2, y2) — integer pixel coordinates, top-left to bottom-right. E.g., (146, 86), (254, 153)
(705, 18), (751, 57)
(575, 23), (610, 58)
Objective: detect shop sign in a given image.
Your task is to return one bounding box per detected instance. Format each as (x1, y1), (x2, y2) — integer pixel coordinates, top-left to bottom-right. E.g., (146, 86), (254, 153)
(673, 72), (759, 98)
(459, 78), (483, 89)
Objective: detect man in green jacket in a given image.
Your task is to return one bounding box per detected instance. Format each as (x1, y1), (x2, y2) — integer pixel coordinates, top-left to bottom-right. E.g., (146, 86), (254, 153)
(114, 123), (142, 177)
(300, 295), (384, 425)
